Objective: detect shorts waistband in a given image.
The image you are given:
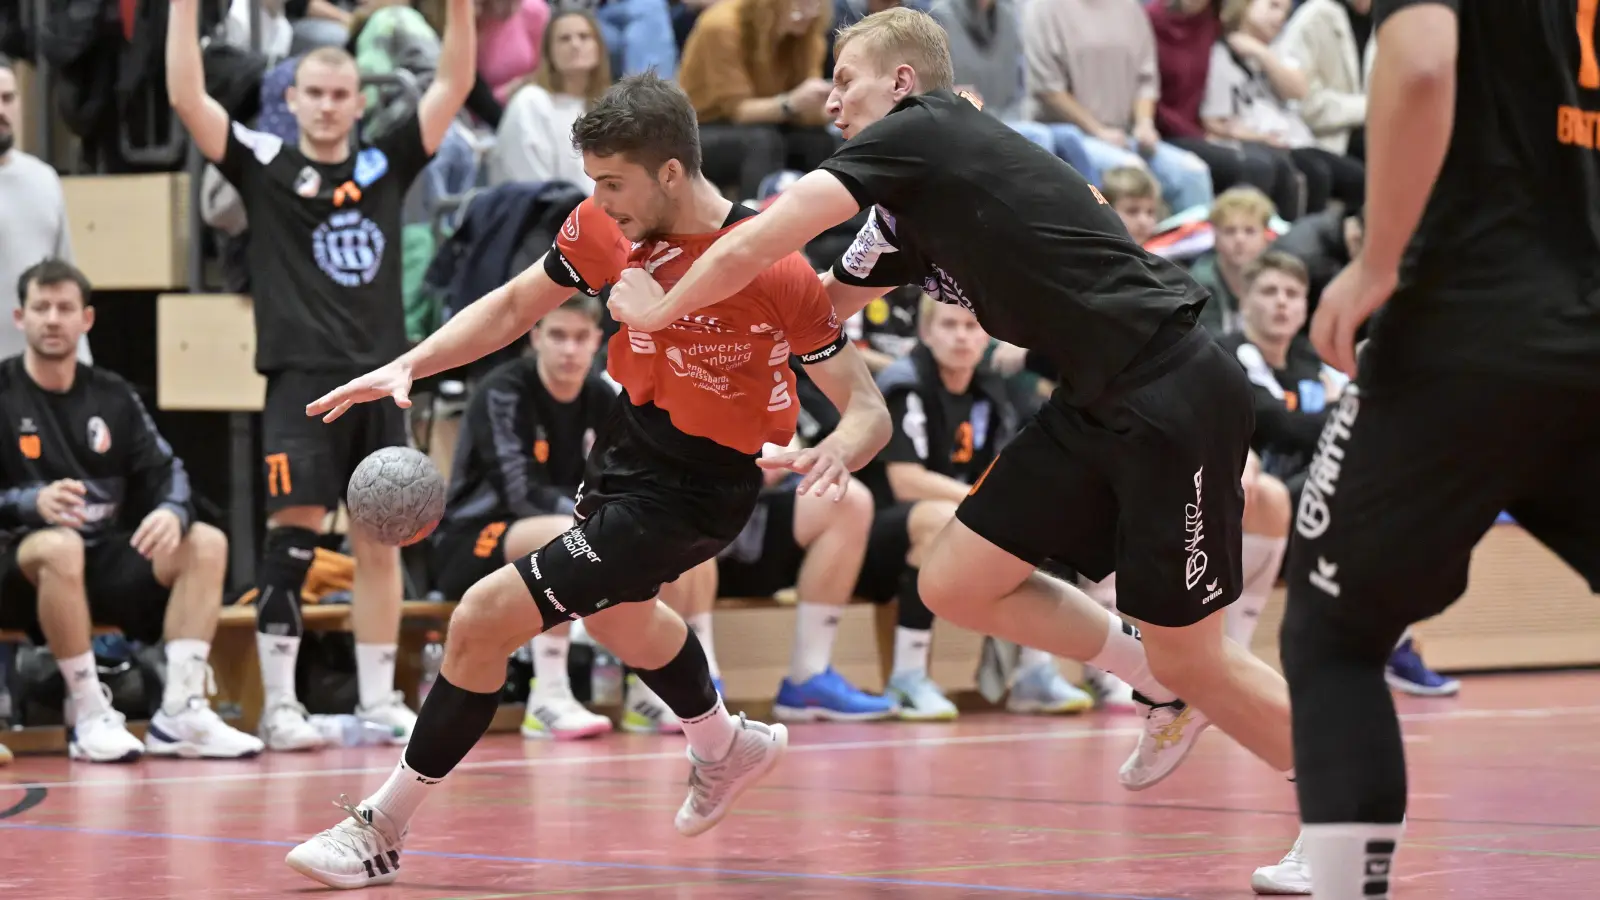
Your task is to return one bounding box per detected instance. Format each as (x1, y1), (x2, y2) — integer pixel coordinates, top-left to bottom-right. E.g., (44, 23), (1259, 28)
(1085, 307), (1205, 418)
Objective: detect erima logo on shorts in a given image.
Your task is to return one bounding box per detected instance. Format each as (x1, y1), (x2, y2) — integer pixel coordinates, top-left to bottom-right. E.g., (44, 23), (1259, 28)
(562, 529), (603, 563)
(1184, 467), (1208, 590)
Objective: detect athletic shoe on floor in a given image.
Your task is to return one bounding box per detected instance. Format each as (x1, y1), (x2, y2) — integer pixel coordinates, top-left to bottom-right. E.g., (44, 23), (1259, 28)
(1119, 694), (1211, 790)
(1386, 639), (1460, 697)
(674, 713), (788, 837)
(773, 668), (898, 722)
(68, 684), (144, 763)
(1006, 662), (1094, 715)
(1252, 832), (1311, 894)
(522, 684), (613, 740)
(260, 700), (326, 751)
(356, 691), (418, 744)
(286, 795), (408, 889)
(622, 674), (682, 734)
(886, 670), (959, 720)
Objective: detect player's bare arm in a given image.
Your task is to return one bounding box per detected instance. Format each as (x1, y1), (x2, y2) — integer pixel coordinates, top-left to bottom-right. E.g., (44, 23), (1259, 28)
(820, 270), (892, 322)
(609, 171), (863, 332)
(165, 0), (231, 163)
(1313, 2), (1458, 376)
(762, 342), (891, 499)
(416, 0), (476, 155)
(306, 255), (574, 422)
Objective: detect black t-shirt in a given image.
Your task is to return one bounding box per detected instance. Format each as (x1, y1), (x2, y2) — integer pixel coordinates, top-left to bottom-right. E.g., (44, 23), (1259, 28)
(822, 90), (1207, 408)
(1365, 0), (1600, 387)
(1216, 332), (1335, 480)
(862, 350), (1003, 509)
(846, 283), (922, 360)
(217, 114), (434, 375)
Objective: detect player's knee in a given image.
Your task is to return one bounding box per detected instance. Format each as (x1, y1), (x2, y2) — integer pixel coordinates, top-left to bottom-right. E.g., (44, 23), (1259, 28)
(915, 559), (972, 626)
(19, 527), (85, 580)
(1279, 589), (1397, 687)
(839, 476), (874, 529)
(449, 579), (528, 659)
(181, 522), (229, 571)
(1243, 473), (1292, 538)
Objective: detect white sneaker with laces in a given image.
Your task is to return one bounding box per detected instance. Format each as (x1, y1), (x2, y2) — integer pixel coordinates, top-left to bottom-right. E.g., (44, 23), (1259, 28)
(522, 689), (613, 741)
(286, 796), (408, 889)
(674, 713), (788, 837)
(1252, 832), (1311, 894)
(147, 661), (265, 759)
(356, 691), (418, 744)
(1118, 695), (1211, 791)
(260, 700), (326, 751)
(68, 684), (145, 763)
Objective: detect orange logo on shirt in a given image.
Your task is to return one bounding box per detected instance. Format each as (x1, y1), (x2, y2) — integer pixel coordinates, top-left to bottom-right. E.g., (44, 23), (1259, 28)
(18, 434), (40, 459)
(332, 181), (363, 207)
(533, 439), (550, 463)
(952, 421), (974, 464)
(474, 521), (508, 558)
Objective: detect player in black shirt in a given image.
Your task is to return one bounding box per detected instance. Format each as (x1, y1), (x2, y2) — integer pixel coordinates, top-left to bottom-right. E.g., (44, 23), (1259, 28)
(166, 0), (475, 751)
(1278, 3), (1600, 895)
(0, 260), (263, 763)
(609, 8), (1294, 790)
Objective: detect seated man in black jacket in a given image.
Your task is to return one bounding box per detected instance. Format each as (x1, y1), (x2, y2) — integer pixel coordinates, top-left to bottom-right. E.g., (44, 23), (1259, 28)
(432, 293), (716, 740)
(0, 260), (263, 763)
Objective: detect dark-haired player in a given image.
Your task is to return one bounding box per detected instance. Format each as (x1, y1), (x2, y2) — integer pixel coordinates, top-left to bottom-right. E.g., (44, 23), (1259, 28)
(1278, 2), (1600, 896)
(283, 73), (890, 889)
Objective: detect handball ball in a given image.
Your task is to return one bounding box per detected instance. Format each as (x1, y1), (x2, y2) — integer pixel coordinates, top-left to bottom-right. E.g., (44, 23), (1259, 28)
(346, 446), (446, 547)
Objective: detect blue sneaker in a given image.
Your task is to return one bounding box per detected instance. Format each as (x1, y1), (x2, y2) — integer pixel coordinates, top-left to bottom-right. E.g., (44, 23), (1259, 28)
(1386, 638), (1460, 697)
(773, 668), (898, 722)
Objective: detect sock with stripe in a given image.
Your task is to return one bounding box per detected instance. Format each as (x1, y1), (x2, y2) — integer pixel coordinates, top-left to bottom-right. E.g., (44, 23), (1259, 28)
(255, 526), (318, 708)
(633, 629), (734, 761)
(1300, 823), (1404, 900)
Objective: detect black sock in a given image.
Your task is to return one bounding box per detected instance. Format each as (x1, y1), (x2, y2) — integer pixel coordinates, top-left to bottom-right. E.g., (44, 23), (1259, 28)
(402, 673), (501, 780)
(633, 628), (720, 720)
(255, 526), (319, 637)
(897, 566), (935, 630)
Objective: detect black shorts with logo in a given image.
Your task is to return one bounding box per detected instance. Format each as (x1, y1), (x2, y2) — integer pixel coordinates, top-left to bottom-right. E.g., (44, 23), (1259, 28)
(261, 369), (407, 514)
(0, 532), (170, 645)
(956, 323), (1255, 628)
(516, 400), (762, 630)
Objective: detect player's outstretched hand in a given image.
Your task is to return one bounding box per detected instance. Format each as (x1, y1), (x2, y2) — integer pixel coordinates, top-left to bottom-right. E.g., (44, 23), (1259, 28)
(607, 268), (670, 332)
(1312, 258), (1397, 379)
(306, 360), (414, 423)
(758, 445), (850, 501)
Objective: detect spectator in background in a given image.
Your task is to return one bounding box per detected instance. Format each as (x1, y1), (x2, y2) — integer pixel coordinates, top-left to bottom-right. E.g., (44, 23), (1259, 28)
(587, 0), (681, 79)
(1022, 0), (1213, 213)
(1188, 185), (1274, 334)
(680, 0), (839, 200)
(1100, 165), (1162, 245)
(225, 0), (296, 61)
(0, 56), (88, 366)
(1275, 0), (1370, 157)
(1202, 0), (1364, 216)
(1147, 0), (1296, 215)
(492, 10), (611, 189)
(476, 0), (552, 102)
(294, 0), (366, 51)
(931, 0), (1095, 179)
(0, 260), (264, 763)
(1268, 203), (1360, 308)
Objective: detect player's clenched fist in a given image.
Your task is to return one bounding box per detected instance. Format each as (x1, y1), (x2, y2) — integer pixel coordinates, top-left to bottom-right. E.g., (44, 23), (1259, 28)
(607, 268), (670, 332)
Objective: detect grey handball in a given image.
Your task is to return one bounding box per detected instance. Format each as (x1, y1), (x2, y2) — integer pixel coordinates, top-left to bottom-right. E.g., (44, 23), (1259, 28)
(346, 446), (447, 547)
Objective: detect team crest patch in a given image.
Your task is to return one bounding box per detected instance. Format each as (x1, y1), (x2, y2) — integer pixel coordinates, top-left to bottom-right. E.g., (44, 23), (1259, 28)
(87, 416), (112, 454)
(353, 148), (389, 187)
(294, 166), (321, 198)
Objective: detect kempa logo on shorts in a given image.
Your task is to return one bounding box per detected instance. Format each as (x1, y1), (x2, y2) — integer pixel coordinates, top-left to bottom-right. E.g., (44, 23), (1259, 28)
(562, 529), (603, 563)
(1297, 389), (1361, 540)
(529, 553), (543, 581)
(1184, 467), (1208, 590)
(544, 587), (576, 619)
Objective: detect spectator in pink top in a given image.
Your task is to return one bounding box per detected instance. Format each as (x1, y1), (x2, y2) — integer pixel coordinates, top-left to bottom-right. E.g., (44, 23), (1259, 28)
(1147, 0), (1299, 216)
(477, 0), (553, 103)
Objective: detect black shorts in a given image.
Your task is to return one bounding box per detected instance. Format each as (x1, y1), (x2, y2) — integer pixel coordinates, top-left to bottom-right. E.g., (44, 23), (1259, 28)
(262, 369), (407, 514)
(0, 533), (170, 644)
(1283, 369), (1600, 652)
(856, 503), (914, 604)
(957, 328), (1255, 627)
(716, 486), (803, 598)
(432, 519), (512, 602)
(516, 405), (762, 630)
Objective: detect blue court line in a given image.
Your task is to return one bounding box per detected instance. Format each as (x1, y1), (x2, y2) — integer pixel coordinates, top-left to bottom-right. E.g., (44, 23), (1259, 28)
(0, 821), (1188, 900)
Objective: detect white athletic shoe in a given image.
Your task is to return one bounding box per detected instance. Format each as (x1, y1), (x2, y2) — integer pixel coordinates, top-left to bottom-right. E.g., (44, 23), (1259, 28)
(674, 713), (788, 837)
(1252, 832), (1311, 894)
(260, 700), (326, 751)
(886, 670), (959, 720)
(286, 796), (408, 889)
(1118, 696), (1211, 791)
(356, 692), (417, 745)
(522, 688), (613, 741)
(147, 701), (265, 759)
(68, 685), (145, 763)
(622, 675), (683, 734)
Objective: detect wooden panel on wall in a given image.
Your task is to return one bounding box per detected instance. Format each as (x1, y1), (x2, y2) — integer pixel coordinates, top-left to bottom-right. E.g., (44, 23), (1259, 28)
(157, 293), (265, 411)
(63, 173), (190, 290)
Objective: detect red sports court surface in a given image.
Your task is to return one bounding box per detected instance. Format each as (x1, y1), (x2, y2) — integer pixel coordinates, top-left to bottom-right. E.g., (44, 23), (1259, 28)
(1, 672), (1597, 899)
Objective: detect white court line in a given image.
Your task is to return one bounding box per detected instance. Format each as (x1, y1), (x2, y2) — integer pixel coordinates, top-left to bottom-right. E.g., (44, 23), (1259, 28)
(3, 702), (1597, 793)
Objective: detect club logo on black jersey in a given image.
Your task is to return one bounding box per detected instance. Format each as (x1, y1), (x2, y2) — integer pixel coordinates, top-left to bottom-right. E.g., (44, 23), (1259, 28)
(353, 148), (389, 187)
(86, 416), (112, 454)
(313, 210), (387, 287)
(294, 166), (321, 199)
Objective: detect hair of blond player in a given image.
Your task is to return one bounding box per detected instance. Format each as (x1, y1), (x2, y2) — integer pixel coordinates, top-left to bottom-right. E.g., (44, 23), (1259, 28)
(834, 8), (955, 93)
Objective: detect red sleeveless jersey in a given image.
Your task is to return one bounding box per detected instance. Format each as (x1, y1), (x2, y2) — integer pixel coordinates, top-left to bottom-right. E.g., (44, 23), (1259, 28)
(546, 198), (847, 455)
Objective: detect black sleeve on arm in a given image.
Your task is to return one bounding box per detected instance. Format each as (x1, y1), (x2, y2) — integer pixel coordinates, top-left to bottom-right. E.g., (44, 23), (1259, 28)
(121, 382), (195, 531)
(1373, 0), (1458, 27)
(1249, 384), (1328, 456)
(1022, 348), (1058, 379)
(0, 485), (45, 529)
(475, 384), (574, 519)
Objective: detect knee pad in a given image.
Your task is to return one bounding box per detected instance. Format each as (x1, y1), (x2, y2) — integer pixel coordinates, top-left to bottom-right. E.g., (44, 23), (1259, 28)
(256, 526), (320, 635)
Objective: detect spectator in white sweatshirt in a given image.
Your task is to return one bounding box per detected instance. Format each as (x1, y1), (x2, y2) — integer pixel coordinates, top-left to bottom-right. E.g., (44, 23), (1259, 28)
(490, 9), (612, 191)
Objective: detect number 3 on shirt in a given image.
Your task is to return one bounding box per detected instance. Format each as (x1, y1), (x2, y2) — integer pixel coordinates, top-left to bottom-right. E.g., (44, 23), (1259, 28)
(1580, 0), (1599, 90)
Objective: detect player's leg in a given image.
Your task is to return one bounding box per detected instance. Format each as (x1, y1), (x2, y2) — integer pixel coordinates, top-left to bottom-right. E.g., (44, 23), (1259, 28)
(255, 371), (338, 751)
(348, 399), (419, 739)
(1280, 373), (1545, 900)
(1074, 570), (1138, 711)
(621, 556), (718, 734)
(136, 523), (265, 758)
(11, 528), (144, 761)
(770, 477), (896, 722)
(1224, 459), (1292, 650)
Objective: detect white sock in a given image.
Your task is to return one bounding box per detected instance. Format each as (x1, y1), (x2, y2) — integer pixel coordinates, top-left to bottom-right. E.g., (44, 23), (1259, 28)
(356, 643), (399, 710)
(162, 639), (212, 713)
(531, 632), (572, 697)
(686, 612), (720, 678)
(1017, 646), (1055, 672)
(680, 696), (739, 762)
(1226, 534), (1287, 648)
(257, 632), (301, 709)
(892, 625), (932, 678)
(366, 754), (444, 828)
(1085, 611), (1176, 704)
(790, 602), (842, 683)
(1301, 822), (1404, 900)
(59, 650), (109, 723)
